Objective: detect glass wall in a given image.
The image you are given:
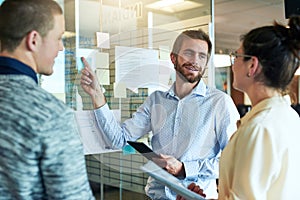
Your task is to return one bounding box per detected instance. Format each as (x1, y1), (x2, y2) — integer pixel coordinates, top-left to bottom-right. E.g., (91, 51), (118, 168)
(41, 0), (213, 198)
(42, 0), (213, 106)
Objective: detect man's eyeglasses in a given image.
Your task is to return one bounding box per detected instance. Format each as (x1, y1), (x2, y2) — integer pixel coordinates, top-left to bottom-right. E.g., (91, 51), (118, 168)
(229, 52), (253, 65)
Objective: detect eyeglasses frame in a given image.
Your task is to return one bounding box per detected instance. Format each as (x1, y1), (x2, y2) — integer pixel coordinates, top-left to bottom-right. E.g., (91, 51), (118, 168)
(229, 52), (253, 65)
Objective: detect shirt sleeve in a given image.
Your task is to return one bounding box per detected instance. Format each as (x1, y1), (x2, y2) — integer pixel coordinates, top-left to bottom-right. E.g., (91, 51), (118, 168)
(94, 101), (152, 149)
(183, 156), (220, 180)
(40, 112), (95, 200)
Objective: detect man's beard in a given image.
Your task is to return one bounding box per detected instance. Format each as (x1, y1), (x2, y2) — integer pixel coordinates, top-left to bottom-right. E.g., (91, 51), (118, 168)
(174, 61), (205, 83)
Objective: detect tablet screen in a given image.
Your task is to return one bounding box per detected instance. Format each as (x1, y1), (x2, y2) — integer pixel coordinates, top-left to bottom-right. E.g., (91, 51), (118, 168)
(127, 141), (160, 160)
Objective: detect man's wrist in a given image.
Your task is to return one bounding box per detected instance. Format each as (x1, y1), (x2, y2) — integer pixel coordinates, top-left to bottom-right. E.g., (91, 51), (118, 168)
(176, 162), (186, 178)
(92, 93), (106, 109)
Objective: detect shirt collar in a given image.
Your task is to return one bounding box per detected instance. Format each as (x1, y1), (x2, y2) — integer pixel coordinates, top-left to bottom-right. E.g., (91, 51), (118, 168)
(0, 56), (38, 84)
(240, 96), (289, 125)
(167, 80), (207, 98)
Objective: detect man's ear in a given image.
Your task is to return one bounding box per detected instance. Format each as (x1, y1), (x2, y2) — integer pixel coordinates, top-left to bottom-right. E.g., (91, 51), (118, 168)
(25, 30), (40, 52)
(170, 53), (177, 64)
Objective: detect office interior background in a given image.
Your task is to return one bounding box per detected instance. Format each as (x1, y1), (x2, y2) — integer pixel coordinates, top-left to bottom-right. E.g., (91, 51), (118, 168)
(1, 0), (299, 199)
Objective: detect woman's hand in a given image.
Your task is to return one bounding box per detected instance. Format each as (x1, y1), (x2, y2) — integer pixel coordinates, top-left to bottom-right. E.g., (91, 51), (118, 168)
(176, 183), (206, 200)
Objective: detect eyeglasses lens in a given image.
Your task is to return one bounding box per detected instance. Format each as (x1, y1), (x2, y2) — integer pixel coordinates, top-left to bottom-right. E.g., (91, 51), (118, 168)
(230, 54), (235, 65)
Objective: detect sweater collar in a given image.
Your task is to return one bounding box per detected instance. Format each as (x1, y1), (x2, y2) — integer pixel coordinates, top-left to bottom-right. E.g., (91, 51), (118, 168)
(0, 56), (38, 84)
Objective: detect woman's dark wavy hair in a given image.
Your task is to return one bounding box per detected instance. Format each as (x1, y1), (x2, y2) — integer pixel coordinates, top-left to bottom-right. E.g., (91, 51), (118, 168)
(241, 15), (300, 91)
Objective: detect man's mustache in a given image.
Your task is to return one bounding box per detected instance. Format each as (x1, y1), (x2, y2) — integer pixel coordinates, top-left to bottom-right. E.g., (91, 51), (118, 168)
(182, 63), (201, 71)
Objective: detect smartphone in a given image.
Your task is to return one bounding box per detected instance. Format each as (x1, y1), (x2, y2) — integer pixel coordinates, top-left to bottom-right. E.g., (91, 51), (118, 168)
(127, 141), (160, 160)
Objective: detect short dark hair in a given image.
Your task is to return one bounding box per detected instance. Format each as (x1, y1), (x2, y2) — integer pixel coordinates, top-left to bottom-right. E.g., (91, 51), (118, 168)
(241, 15), (300, 91)
(172, 29), (212, 61)
(0, 0), (63, 52)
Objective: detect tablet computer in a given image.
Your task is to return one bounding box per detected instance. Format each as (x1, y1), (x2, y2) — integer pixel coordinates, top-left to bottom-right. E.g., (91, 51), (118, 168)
(127, 141), (160, 160)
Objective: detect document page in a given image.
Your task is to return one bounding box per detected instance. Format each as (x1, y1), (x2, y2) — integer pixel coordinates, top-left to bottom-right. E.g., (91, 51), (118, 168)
(75, 110), (120, 155)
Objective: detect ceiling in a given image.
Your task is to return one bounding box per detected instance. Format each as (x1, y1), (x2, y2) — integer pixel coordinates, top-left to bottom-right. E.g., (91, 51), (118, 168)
(214, 0), (287, 53)
(63, 0), (289, 54)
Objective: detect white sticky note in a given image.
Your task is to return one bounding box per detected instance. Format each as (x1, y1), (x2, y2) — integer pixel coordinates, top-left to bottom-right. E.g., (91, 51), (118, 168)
(96, 32), (110, 49)
(95, 52), (109, 69)
(96, 69), (110, 85)
(114, 82), (127, 98)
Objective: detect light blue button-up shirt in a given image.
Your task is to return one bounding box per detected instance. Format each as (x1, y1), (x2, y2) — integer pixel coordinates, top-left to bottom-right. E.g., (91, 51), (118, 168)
(94, 80), (239, 199)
